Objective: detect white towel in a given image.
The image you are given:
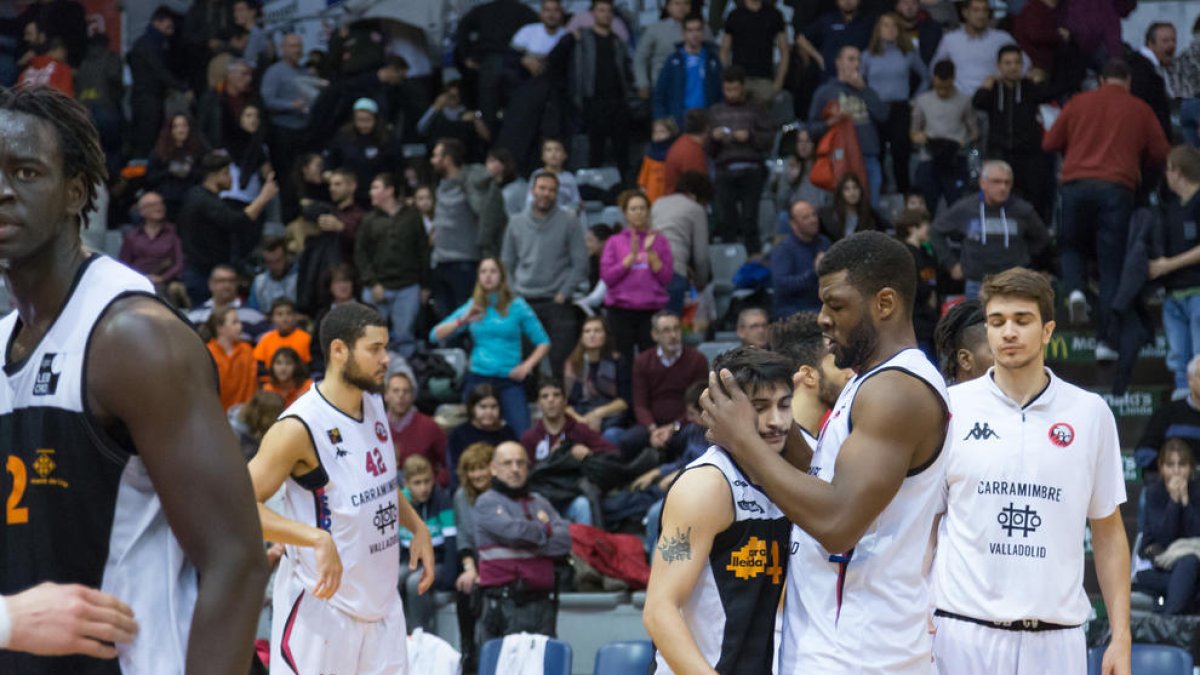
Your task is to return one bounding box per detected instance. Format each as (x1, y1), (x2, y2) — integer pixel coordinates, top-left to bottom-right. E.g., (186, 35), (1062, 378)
(407, 628), (462, 675)
(497, 632), (550, 675)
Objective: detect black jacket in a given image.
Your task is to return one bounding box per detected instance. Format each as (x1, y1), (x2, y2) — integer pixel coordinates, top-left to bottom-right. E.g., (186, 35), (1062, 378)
(1128, 47), (1173, 141)
(973, 78), (1050, 156)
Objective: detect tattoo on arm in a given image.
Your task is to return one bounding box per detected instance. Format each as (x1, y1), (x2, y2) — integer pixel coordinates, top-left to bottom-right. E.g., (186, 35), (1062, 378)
(658, 527), (692, 563)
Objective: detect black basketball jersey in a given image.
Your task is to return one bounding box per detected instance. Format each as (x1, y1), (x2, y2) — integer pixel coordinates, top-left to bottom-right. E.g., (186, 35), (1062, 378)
(0, 255), (196, 674)
(652, 446), (792, 675)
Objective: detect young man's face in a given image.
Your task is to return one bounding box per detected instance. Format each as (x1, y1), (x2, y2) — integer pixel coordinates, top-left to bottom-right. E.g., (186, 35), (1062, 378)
(722, 80), (745, 104)
(406, 472), (434, 504)
(264, 246), (289, 278)
(541, 141), (566, 169)
(816, 352), (853, 407)
(748, 382), (793, 453)
(683, 19), (705, 50)
(985, 295), (1054, 372)
(537, 386), (566, 420)
(339, 326), (390, 395)
(328, 174), (355, 204)
(530, 176), (558, 212)
(932, 75), (955, 99)
(997, 52), (1023, 82)
(0, 111), (87, 264)
(271, 304), (297, 333)
(385, 375), (414, 415)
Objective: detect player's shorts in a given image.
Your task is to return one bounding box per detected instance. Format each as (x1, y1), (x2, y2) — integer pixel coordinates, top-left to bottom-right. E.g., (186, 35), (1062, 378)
(933, 612), (1086, 675)
(270, 561), (408, 675)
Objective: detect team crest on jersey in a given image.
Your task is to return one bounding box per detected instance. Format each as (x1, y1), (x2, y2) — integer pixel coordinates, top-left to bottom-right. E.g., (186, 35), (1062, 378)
(1048, 423), (1075, 448)
(32, 353), (62, 396)
(327, 428), (343, 444)
(726, 536), (784, 584)
(375, 421), (388, 442)
(30, 448), (68, 488)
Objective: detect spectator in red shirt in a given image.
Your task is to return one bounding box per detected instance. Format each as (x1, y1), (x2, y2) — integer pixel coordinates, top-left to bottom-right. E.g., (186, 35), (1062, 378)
(387, 372), (450, 487)
(1043, 58), (1170, 356)
(663, 108), (711, 197)
(18, 37), (73, 96)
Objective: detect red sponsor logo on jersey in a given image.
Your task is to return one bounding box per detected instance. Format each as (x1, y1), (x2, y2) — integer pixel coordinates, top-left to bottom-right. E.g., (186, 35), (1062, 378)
(375, 421), (387, 442)
(1048, 423), (1074, 448)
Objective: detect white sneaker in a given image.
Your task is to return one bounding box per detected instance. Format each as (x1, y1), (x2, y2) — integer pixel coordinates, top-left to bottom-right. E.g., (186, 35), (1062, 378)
(1068, 290), (1090, 325)
(1094, 342), (1118, 362)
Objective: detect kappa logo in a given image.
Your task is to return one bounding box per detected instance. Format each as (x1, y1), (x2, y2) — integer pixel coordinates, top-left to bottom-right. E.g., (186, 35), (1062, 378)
(327, 428), (343, 445)
(963, 422), (1000, 441)
(32, 353), (62, 396)
(374, 421), (388, 442)
(1048, 423), (1075, 448)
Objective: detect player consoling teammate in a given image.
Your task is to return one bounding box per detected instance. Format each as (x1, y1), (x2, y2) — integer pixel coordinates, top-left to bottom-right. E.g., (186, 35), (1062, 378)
(646, 233), (1131, 675)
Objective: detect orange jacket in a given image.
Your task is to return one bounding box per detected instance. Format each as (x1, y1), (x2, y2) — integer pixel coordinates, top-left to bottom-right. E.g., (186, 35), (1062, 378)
(253, 328), (312, 368)
(637, 156), (668, 204)
(208, 340), (257, 411)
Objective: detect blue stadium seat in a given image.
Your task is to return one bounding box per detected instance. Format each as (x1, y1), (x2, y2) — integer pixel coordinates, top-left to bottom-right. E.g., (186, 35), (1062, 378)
(478, 635), (573, 675)
(1088, 643), (1193, 675)
(594, 640), (654, 675)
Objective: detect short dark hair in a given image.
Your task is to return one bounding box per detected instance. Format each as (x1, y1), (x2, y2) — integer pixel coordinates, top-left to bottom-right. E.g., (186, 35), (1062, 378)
(683, 108), (709, 134)
(651, 310), (681, 331)
(683, 13), (704, 29)
(591, 0), (614, 7)
(200, 149), (233, 175)
(0, 85), (107, 219)
(892, 208), (930, 241)
(979, 267), (1055, 324)
(933, 299), (985, 381)
(997, 44), (1021, 62)
(531, 169), (560, 188)
(932, 59), (955, 81)
(768, 312), (826, 371)
(722, 65), (746, 83)
(372, 171), (399, 198)
(262, 236), (287, 255)
(674, 170), (714, 202)
(1145, 21), (1175, 46)
(817, 231), (916, 309)
(1101, 58), (1131, 81)
(269, 296), (296, 315)
(435, 137), (466, 168)
(318, 302), (386, 360)
(467, 383), (500, 419)
(151, 5), (178, 23)
(537, 377), (565, 397)
(712, 346), (796, 398)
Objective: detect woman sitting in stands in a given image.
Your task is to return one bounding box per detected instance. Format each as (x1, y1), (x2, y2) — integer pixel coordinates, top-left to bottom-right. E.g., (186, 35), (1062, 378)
(451, 442), (495, 673)
(262, 346), (312, 408)
(563, 315), (630, 436)
(445, 384), (517, 491)
(1135, 439), (1200, 614)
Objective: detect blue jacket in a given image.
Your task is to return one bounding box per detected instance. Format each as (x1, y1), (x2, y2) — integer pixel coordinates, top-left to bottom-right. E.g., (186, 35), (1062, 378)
(770, 231), (830, 319)
(653, 42), (722, 127)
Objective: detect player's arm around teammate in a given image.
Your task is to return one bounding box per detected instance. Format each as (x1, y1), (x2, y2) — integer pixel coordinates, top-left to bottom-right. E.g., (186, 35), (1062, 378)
(702, 368), (943, 552)
(1091, 492), (1132, 674)
(88, 297), (270, 674)
(643, 466), (731, 675)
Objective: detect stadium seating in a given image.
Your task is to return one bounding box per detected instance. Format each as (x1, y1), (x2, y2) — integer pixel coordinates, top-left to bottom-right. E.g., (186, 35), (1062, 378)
(1087, 643), (1193, 675)
(698, 341), (739, 364)
(709, 242), (748, 322)
(504, 179), (530, 216)
(479, 635), (573, 675)
(593, 640), (654, 674)
(576, 167), (622, 193)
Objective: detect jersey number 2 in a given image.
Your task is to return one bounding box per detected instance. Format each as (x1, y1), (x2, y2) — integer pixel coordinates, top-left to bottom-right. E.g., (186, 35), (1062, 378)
(6, 455), (29, 525)
(365, 448), (388, 477)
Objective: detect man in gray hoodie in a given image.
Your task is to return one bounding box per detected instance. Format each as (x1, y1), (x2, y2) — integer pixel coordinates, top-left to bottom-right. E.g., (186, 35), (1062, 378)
(931, 160), (1051, 299)
(501, 171), (588, 377)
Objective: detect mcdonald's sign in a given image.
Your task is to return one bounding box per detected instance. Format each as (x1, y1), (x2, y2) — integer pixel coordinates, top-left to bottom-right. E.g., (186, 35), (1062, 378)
(1045, 335), (1070, 361)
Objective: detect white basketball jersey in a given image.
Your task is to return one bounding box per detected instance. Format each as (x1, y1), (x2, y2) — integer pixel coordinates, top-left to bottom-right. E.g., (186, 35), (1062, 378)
(933, 369), (1125, 625)
(779, 349), (949, 675)
(278, 386), (402, 621)
(0, 255), (197, 675)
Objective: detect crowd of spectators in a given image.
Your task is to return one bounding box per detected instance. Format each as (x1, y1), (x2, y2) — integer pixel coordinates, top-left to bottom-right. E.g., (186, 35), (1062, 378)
(8, 0), (1200, 664)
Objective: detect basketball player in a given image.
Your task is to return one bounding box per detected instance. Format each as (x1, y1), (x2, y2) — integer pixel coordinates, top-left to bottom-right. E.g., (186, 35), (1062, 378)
(643, 347), (794, 674)
(249, 302), (435, 674)
(767, 312), (853, 446)
(933, 299), (993, 385)
(932, 268), (1130, 674)
(701, 231), (951, 674)
(0, 87), (268, 674)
